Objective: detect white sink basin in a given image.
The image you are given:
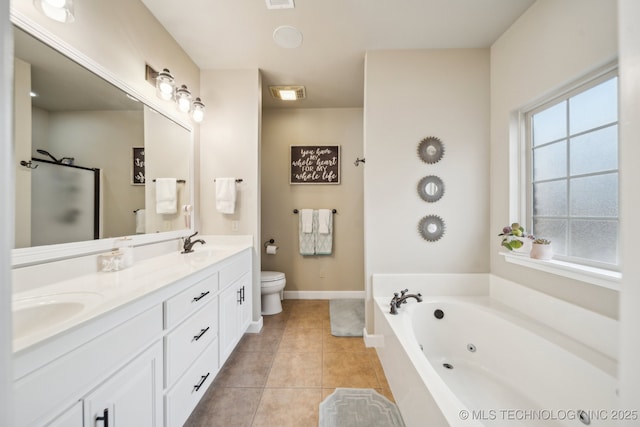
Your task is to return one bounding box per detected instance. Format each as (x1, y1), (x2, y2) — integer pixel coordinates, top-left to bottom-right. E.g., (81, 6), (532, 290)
(13, 292), (103, 339)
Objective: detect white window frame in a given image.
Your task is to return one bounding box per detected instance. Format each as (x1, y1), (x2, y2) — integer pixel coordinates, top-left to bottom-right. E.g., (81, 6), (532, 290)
(502, 62), (621, 290)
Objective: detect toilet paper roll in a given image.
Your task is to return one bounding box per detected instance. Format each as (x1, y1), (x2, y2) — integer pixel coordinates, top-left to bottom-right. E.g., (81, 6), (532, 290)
(266, 245), (278, 255)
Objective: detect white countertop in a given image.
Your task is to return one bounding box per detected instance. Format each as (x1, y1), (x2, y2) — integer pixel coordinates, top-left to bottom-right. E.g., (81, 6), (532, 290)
(12, 238), (252, 354)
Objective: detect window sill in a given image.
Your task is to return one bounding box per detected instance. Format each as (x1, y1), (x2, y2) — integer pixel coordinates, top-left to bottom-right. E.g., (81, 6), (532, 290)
(500, 252), (621, 291)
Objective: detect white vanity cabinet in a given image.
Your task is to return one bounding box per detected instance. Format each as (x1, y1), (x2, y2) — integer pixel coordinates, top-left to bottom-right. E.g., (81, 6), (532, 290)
(163, 271), (220, 427)
(218, 254), (252, 364)
(83, 341), (163, 427)
(14, 306), (163, 427)
(13, 245), (254, 427)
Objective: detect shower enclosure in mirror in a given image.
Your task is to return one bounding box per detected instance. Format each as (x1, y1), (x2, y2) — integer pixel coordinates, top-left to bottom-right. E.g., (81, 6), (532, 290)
(12, 26), (193, 255)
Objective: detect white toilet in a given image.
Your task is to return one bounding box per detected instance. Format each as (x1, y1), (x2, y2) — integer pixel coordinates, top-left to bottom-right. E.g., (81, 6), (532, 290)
(260, 271), (286, 315)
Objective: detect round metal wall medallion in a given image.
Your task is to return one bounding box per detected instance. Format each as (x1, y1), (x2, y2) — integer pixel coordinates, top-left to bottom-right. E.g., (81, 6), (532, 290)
(418, 215), (445, 242)
(417, 137), (444, 164)
(418, 175), (444, 202)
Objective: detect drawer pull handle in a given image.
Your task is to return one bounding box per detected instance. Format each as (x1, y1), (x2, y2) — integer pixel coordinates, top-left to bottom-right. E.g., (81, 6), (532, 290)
(96, 408), (109, 427)
(237, 289), (242, 304)
(193, 372), (210, 392)
(193, 326), (210, 341)
(240, 285), (245, 304)
(192, 291), (210, 302)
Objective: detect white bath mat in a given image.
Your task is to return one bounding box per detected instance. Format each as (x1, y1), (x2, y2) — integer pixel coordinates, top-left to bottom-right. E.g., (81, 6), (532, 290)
(319, 388), (405, 427)
(329, 299), (364, 336)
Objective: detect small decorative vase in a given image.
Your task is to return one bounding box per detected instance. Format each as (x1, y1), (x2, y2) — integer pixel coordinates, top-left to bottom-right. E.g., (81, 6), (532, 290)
(530, 243), (553, 260)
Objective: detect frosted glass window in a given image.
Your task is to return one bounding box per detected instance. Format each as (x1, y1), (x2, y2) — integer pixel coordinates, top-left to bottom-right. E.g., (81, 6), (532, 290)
(526, 71), (618, 269)
(532, 101), (566, 146)
(570, 220), (618, 265)
(570, 174), (618, 217)
(570, 125), (618, 176)
(570, 77), (618, 135)
(533, 141), (566, 181)
(533, 181), (567, 216)
(533, 218), (567, 255)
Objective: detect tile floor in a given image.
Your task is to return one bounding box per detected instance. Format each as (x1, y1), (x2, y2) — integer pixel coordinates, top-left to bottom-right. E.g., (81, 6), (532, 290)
(184, 299), (394, 427)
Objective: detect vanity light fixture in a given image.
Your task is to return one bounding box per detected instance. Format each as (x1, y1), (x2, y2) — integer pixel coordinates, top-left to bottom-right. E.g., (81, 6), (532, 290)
(34, 0), (75, 23)
(191, 98), (205, 123)
(145, 64), (204, 121)
(175, 85), (192, 113)
(155, 68), (175, 101)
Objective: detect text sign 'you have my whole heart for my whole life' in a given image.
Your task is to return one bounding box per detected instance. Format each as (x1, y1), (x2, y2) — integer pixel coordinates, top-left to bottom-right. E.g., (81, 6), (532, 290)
(290, 145), (340, 184)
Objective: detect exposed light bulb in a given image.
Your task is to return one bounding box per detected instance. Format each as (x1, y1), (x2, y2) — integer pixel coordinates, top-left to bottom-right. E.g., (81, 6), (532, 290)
(44, 0), (66, 7)
(155, 68), (175, 101)
(191, 98), (205, 123)
(34, 0), (75, 23)
(175, 85), (192, 113)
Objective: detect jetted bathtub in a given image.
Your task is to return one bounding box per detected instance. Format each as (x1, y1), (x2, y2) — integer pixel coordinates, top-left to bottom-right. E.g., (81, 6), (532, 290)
(374, 296), (619, 426)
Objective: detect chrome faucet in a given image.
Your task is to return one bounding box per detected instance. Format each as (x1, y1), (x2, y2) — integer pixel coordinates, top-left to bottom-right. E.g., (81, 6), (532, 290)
(389, 289), (423, 315)
(182, 231), (206, 253)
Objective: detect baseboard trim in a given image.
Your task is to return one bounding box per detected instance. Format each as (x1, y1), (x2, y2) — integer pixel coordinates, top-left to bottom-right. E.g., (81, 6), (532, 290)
(283, 290), (365, 300)
(363, 329), (384, 348)
(246, 317), (263, 334)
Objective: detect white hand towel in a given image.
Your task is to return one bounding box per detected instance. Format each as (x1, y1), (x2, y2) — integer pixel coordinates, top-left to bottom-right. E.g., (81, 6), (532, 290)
(300, 209), (313, 233)
(216, 178), (237, 214)
(155, 178), (177, 214)
(318, 209), (332, 234)
(135, 209), (146, 233)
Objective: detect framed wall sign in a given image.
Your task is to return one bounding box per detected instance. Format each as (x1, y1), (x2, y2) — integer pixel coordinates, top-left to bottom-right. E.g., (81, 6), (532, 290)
(290, 145), (340, 184)
(132, 147), (145, 185)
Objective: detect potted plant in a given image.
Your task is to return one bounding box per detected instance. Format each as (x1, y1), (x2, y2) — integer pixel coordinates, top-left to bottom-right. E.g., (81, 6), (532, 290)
(498, 223), (533, 253)
(530, 238), (553, 260)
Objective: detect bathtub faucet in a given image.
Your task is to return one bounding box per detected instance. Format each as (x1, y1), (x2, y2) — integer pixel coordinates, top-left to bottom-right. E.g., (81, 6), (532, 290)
(182, 231), (206, 253)
(389, 289), (423, 314)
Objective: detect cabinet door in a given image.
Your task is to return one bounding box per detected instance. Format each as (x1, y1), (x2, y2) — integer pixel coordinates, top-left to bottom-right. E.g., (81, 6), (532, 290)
(238, 273), (252, 334)
(219, 283), (240, 364)
(46, 401), (83, 427)
(84, 341), (163, 427)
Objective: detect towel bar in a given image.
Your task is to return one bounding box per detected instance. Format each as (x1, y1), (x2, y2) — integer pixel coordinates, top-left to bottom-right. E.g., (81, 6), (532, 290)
(214, 178), (243, 183)
(152, 179), (186, 183)
(293, 209), (337, 214)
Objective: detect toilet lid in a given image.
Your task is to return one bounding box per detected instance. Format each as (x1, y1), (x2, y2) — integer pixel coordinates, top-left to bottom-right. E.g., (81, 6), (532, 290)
(261, 271), (285, 282)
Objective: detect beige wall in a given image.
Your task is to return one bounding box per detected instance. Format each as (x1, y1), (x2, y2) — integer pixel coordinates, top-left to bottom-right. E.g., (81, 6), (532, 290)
(144, 107), (191, 234)
(490, 0), (618, 318)
(261, 108), (364, 293)
(363, 48), (490, 330)
(199, 68), (262, 320)
(364, 49), (490, 273)
(13, 57), (30, 248)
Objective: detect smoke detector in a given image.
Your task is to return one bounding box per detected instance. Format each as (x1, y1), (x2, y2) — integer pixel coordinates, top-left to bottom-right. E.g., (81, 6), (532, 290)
(265, 0), (294, 10)
(273, 25), (303, 48)
(270, 86), (306, 101)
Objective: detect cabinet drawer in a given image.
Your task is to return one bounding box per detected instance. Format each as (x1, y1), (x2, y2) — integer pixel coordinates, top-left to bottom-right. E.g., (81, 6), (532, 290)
(165, 338), (219, 427)
(219, 254), (250, 290)
(164, 272), (218, 329)
(165, 297), (218, 387)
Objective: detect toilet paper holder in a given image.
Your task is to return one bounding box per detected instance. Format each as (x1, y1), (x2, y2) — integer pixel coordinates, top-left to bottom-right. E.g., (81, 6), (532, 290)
(264, 239), (278, 255)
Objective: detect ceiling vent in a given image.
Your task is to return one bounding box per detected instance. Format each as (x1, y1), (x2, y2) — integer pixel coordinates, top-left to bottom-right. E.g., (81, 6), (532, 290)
(269, 86), (306, 101)
(265, 0), (294, 10)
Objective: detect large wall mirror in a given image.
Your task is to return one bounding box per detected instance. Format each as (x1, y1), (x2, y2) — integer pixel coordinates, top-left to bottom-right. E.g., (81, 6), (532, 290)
(12, 25), (193, 265)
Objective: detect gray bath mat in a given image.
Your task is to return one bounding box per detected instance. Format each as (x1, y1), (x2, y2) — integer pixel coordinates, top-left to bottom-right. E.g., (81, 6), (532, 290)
(319, 388), (405, 427)
(329, 299), (364, 337)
